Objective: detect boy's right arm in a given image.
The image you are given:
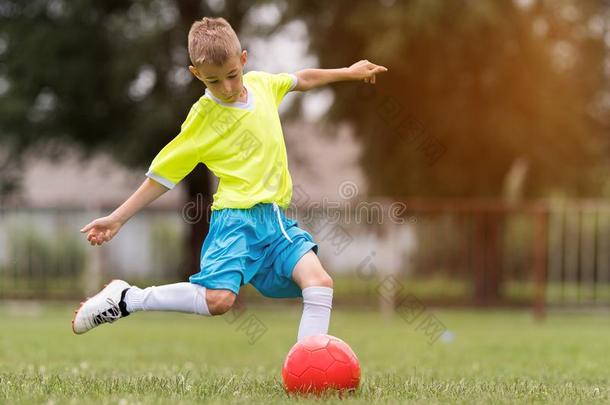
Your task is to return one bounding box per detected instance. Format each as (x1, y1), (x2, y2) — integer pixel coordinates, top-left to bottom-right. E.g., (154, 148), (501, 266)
(80, 178), (169, 246)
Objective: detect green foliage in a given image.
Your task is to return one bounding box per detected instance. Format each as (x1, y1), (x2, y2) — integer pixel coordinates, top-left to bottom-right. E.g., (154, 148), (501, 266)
(0, 222), (85, 297)
(0, 0), (252, 185)
(1, 0), (608, 200)
(289, 0), (610, 197)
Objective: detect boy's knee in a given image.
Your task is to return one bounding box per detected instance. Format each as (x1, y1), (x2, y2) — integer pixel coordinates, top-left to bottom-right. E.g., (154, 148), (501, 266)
(206, 289), (237, 315)
(305, 272), (333, 289)
(318, 273), (333, 288)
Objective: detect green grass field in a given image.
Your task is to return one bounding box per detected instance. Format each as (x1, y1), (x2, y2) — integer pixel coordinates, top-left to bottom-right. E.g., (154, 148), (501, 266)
(0, 303), (608, 404)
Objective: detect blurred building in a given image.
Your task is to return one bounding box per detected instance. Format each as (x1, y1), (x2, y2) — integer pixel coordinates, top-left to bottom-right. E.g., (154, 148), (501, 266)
(19, 120), (365, 209)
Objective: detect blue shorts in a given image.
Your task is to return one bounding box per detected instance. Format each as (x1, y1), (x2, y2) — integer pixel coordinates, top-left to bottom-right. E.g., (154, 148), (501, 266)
(189, 202), (318, 298)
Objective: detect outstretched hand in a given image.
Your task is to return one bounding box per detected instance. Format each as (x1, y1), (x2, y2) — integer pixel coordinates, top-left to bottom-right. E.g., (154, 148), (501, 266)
(80, 215), (123, 246)
(347, 60), (388, 84)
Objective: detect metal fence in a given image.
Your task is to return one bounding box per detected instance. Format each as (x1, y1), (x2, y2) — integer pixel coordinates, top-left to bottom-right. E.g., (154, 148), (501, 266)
(1, 200), (609, 314)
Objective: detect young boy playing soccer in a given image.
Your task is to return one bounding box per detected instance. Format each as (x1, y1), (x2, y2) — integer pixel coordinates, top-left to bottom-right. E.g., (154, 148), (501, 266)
(73, 17), (387, 341)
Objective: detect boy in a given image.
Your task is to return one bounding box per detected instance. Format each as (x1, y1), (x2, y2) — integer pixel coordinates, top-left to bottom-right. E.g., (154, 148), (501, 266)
(73, 17), (387, 341)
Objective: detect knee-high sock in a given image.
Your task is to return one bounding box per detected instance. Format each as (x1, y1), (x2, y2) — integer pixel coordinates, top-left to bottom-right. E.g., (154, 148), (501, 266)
(297, 286), (333, 341)
(124, 282), (210, 315)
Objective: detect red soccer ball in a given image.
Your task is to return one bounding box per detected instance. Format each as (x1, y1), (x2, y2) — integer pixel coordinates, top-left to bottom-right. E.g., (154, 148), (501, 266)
(282, 334), (361, 394)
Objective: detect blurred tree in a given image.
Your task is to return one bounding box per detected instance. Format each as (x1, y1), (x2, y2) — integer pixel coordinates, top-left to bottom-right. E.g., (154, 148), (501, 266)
(286, 0), (610, 198)
(281, 0), (609, 303)
(0, 0), (254, 278)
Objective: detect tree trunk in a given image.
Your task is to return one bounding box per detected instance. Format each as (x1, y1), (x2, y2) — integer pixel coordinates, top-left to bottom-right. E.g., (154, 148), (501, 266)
(182, 165), (213, 280)
(473, 213), (504, 305)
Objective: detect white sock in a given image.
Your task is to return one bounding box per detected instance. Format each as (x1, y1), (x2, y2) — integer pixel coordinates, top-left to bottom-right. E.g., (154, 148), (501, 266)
(297, 286), (333, 341)
(124, 282), (210, 315)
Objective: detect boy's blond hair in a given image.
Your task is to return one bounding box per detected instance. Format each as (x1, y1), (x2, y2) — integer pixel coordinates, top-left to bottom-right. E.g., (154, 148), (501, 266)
(188, 17), (241, 66)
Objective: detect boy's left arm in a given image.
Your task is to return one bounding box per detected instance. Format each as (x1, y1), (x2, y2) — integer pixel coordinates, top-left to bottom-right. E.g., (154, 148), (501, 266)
(293, 60), (388, 92)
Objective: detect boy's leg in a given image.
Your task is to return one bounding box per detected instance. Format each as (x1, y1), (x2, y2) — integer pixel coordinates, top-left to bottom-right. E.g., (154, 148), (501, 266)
(292, 251), (334, 341)
(125, 283), (236, 316)
(72, 280), (236, 334)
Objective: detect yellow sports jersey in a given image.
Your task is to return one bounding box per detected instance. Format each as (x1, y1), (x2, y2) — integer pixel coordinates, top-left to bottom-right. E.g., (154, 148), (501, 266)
(146, 71), (297, 210)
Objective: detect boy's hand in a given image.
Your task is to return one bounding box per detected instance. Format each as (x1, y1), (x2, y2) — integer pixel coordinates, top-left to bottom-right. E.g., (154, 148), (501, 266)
(347, 60), (388, 84)
(80, 215), (123, 246)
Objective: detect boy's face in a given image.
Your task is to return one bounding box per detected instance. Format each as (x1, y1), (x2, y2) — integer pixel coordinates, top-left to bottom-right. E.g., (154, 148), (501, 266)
(189, 50), (247, 103)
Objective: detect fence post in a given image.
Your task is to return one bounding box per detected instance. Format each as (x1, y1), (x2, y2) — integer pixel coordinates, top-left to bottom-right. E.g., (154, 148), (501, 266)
(533, 207), (548, 320)
(81, 208), (104, 296)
